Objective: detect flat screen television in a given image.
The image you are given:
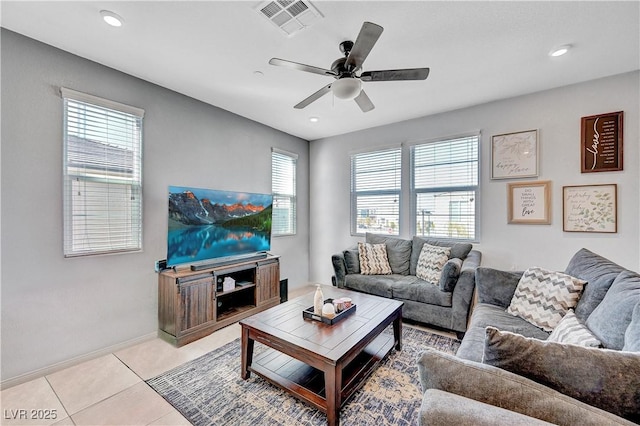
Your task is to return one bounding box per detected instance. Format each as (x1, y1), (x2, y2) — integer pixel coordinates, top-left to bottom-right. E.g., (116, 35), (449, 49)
(166, 186), (273, 267)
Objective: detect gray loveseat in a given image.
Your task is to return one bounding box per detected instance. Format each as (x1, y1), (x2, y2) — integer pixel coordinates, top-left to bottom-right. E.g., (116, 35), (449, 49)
(331, 233), (482, 336)
(417, 248), (640, 425)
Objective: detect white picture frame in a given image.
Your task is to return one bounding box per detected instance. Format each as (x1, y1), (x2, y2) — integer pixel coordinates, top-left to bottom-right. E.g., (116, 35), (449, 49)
(563, 184), (617, 233)
(491, 129), (539, 179)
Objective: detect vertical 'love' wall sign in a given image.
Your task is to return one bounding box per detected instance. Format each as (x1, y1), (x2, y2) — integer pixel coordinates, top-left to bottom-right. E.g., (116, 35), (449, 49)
(581, 111), (623, 173)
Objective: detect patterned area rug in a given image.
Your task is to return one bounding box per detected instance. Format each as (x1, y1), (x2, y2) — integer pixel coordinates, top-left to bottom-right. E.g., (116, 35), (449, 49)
(147, 326), (460, 426)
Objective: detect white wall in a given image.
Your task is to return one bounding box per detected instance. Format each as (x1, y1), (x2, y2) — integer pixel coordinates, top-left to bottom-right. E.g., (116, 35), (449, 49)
(1, 30), (310, 382)
(310, 71), (640, 283)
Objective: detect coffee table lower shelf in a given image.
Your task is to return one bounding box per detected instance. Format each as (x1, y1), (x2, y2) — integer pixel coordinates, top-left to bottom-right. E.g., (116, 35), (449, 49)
(248, 331), (395, 413)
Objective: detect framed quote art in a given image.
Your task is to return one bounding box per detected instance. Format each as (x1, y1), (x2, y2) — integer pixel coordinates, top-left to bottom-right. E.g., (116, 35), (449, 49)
(491, 129), (538, 179)
(581, 111), (623, 173)
(563, 184), (617, 233)
(507, 180), (551, 225)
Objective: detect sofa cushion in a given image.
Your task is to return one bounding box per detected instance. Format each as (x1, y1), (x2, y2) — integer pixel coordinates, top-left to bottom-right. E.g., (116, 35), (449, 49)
(565, 248), (627, 322)
(343, 273), (407, 298)
(586, 270), (640, 350)
(343, 248), (360, 274)
(507, 267), (585, 332)
(365, 233), (412, 275)
(624, 302), (640, 352)
(410, 236), (472, 275)
(483, 327), (640, 422)
(357, 242), (392, 275)
(391, 277), (453, 307)
(456, 304), (550, 362)
(416, 244), (450, 285)
(418, 348), (632, 426)
(546, 310), (601, 347)
(440, 258), (463, 292)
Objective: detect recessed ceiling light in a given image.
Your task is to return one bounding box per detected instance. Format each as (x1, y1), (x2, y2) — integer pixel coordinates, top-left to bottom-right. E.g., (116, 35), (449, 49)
(100, 10), (124, 27)
(309, 116), (319, 123)
(549, 44), (572, 57)
(253, 71), (264, 77)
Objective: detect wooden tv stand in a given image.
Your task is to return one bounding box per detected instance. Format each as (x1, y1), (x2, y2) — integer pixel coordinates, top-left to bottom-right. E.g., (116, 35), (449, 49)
(157, 255), (280, 347)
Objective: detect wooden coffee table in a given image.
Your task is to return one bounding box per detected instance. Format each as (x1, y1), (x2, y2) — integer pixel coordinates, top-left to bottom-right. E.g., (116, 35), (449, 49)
(240, 287), (403, 426)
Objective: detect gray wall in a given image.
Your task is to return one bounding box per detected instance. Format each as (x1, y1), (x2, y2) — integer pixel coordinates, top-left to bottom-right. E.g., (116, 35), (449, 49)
(1, 30), (310, 382)
(310, 71), (640, 282)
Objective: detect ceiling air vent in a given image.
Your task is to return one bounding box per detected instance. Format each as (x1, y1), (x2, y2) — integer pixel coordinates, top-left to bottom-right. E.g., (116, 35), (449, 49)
(256, 0), (323, 36)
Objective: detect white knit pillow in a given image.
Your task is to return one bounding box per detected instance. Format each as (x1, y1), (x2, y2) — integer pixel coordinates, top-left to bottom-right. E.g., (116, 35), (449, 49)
(416, 244), (450, 285)
(358, 242), (392, 275)
(507, 267), (586, 332)
(547, 310), (601, 347)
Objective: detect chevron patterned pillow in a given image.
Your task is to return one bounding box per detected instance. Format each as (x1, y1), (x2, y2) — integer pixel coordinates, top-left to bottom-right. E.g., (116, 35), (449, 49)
(547, 310), (601, 347)
(416, 243), (451, 285)
(507, 267), (586, 332)
(358, 242), (393, 275)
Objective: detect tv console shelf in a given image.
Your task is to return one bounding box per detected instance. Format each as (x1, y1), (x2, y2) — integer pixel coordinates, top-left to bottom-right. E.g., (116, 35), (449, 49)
(157, 255), (280, 347)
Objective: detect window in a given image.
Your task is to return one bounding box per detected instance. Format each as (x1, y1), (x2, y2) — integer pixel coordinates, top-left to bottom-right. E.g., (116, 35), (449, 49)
(62, 88), (144, 257)
(412, 135), (479, 240)
(271, 148), (297, 235)
(351, 147), (401, 236)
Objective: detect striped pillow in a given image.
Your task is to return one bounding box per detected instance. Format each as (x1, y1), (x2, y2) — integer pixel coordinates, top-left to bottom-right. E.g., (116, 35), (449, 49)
(547, 310), (601, 347)
(416, 243), (451, 285)
(358, 242), (392, 275)
(507, 267), (586, 332)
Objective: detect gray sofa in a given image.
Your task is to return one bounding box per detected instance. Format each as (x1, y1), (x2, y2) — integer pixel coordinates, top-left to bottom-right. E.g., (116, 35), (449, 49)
(417, 248), (640, 425)
(331, 233), (481, 336)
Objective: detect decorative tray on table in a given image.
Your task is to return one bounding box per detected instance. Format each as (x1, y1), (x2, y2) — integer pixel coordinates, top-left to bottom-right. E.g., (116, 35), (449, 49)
(302, 298), (356, 325)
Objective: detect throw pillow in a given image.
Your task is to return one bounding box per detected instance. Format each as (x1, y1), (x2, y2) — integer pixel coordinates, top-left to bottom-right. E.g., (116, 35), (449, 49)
(416, 243), (451, 285)
(546, 310), (601, 347)
(507, 267), (585, 332)
(483, 327), (640, 422)
(623, 302), (640, 352)
(439, 258), (463, 292)
(357, 242), (392, 275)
(410, 236), (472, 275)
(365, 233), (412, 275)
(343, 248), (360, 275)
(586, 270), (640, 350)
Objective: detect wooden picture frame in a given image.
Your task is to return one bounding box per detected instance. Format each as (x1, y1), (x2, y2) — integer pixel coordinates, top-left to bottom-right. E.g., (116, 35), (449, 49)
(563, 184), (617, 233)
(491, 129), (538, 179)
(581, 111), (623, 173)
(507, 180), (551, 224)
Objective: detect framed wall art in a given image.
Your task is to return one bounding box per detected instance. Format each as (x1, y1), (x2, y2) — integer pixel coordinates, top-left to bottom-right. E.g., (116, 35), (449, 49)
(491, 129), (538, 179)
(581, 111), (623, 173)
(563, 184), (617, 233)
(507, 180), (551, 224)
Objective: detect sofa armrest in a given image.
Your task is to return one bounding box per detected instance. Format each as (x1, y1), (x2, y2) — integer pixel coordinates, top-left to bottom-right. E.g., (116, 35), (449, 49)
(475, 267), (524, 309)
(417, 348), (634, 426)
(449, 250), (482, 332)
(331, 252), (347, 288)
(420, 389), (553, 426)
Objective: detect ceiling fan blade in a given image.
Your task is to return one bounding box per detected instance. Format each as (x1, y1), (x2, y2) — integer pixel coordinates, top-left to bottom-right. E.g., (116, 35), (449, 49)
(345, 22), (384, 72)
(360, 68), (430, 81)
(354, 90), (375, 112)
(269, 58), (337, 77)
(294, 83), (332, 109)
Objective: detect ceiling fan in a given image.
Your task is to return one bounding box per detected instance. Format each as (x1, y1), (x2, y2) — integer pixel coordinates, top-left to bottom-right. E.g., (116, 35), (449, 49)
(269, 21), (430, 112)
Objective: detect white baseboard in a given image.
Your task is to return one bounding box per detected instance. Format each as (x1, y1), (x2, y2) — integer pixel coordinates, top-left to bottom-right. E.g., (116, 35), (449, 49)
(1, 332), (158, 390)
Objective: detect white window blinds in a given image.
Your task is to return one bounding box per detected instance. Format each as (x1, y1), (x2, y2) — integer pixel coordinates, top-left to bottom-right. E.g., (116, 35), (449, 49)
(351, 147), (402, 235)
(61, 88), (144, 257)
(412, 135), (479, 240)
(272, 149), (297, 235)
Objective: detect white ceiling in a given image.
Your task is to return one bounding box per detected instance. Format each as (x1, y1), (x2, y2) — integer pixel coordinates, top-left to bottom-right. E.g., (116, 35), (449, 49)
(2, 1), (639, 141)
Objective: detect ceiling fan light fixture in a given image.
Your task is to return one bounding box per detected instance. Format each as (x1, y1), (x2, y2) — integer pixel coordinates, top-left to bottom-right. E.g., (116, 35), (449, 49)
(331, 77), (362, 100)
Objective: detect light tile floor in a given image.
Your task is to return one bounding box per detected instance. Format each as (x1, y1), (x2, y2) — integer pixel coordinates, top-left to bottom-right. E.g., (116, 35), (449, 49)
(0, 285), (317, 426)
(1, 284), (454, 425)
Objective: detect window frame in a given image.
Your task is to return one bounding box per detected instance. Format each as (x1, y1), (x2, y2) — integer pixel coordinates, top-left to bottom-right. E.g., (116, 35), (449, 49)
(410, 133), (480, 242)
(350, 146), (403, 237)
(271, 148), (298, 236)
(61, 87), (144, 258)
